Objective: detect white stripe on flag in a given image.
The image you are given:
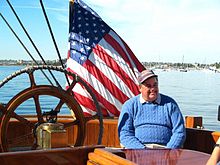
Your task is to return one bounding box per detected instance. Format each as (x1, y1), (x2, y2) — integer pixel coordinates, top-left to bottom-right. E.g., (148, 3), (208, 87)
(67, 58), (123, 111)
(89, 50), (135, 98)
(108, 30), (140, 79)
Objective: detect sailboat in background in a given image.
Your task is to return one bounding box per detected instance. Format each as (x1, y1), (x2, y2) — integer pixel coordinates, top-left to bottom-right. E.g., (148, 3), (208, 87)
(179, 54), (188, 72)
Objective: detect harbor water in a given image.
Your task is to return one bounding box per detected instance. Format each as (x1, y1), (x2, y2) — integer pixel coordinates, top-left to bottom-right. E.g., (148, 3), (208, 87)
(0, 66), (220, 131)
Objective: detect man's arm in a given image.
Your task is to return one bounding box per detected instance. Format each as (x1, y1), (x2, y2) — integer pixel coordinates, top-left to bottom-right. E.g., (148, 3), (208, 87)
(118, 102), (145, 149)
(166, 103), (186, 148)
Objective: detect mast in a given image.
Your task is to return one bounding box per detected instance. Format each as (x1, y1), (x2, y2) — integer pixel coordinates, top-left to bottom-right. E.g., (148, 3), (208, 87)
(69, 0), (74, 33)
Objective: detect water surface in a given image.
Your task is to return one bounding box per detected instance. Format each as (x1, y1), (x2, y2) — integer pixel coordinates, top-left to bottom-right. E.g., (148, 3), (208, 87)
(0, 66), (220, 131)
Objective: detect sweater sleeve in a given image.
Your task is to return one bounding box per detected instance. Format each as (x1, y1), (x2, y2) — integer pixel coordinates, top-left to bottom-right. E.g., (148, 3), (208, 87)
(118, 101), (145, 149)
(166, 103), (186, 148)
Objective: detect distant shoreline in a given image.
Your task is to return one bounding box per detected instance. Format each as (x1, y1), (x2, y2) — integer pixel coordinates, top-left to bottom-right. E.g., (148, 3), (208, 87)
(0, 59), (220, 70)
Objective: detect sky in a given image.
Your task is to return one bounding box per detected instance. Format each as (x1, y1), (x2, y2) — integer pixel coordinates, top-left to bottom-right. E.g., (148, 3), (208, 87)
(1, 0), (220, 64)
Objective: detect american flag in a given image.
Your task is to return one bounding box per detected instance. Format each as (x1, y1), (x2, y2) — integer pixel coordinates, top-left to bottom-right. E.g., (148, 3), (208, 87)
(66, 0), (145, 117)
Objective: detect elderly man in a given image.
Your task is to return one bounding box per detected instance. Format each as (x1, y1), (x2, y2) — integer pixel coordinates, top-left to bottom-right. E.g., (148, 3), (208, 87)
(118, 69), (186, 149)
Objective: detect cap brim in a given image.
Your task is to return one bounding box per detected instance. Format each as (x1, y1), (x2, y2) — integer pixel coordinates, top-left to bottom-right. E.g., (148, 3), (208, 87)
(140, 75), (157, 84)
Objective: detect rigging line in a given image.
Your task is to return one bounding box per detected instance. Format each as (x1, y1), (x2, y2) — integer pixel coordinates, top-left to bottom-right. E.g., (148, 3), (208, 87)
(6, 0), (62, 88)
(0, 13), (53, 85)
(39, 0), (71, 87)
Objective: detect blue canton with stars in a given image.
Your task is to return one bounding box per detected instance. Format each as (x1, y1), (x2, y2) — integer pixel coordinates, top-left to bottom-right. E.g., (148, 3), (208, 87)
(69, 0), (111, 65)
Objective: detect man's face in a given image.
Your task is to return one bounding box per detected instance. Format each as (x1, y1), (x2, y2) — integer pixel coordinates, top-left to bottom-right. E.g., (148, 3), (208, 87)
(139, 77), (159, 102)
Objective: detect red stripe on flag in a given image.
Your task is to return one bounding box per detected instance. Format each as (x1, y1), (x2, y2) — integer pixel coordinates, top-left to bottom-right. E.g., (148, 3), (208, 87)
(67, 67), (121, 116)
(83, 59), (130, 104)
(73, 92), (109, 116)
(104, 34), (134, 71)
(93, 44), (139, 96)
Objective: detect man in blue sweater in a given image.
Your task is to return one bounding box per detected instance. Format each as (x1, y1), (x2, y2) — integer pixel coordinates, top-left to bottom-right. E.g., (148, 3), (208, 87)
(118, 69), (186, 149)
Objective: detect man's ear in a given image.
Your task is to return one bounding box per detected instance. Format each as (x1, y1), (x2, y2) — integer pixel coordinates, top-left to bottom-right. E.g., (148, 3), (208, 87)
(138, 84), (142, 92)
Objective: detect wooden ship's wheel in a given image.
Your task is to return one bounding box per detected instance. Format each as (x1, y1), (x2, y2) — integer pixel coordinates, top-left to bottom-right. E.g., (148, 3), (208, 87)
(0, 66), (103, 152)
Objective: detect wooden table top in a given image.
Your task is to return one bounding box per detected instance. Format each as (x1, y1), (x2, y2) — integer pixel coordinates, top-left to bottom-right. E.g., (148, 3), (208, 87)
(122, 148), (210, 165)
(0, 146), (211, 165)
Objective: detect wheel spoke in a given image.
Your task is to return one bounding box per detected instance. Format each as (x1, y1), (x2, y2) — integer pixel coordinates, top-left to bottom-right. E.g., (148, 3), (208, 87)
(66, 80), (77, 94)
(54, 100), (64, 113)
(28, 71), (36, 87)
(85, 115), (98, 122)
(33, 95), (44, 123)
(63, 119), (79, 128)
(11, 112), (34, 128)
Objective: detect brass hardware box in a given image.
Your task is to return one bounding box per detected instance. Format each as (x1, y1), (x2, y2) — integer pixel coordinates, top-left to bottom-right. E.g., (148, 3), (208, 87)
(37, 123), (67, 149)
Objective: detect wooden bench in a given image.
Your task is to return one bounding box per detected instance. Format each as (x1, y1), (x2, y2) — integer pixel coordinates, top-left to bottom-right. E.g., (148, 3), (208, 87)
(185, 116), (203, 128)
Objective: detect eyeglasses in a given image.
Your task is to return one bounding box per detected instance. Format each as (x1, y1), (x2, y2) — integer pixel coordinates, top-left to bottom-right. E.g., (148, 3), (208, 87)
(142, 82), (158, 89)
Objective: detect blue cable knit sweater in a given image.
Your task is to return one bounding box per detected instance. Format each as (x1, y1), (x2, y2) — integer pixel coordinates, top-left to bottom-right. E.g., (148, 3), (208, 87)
(118, 94), (186, 149)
